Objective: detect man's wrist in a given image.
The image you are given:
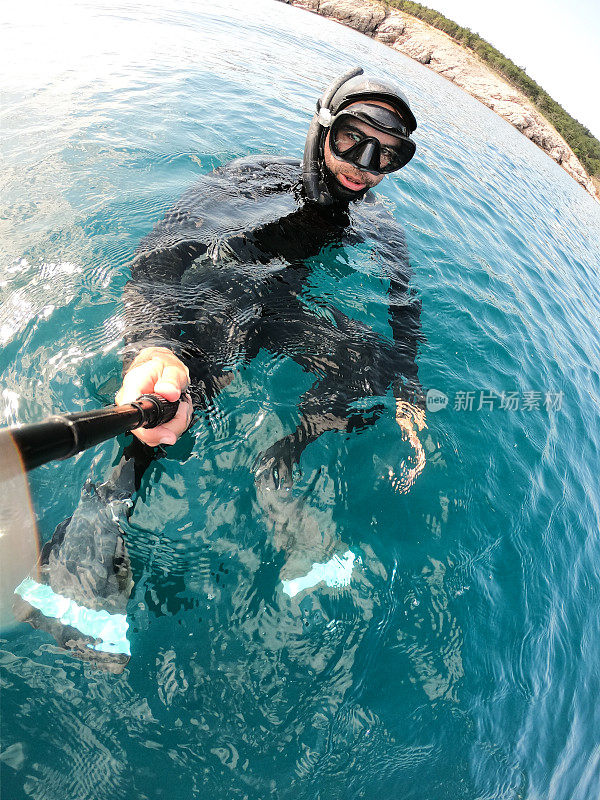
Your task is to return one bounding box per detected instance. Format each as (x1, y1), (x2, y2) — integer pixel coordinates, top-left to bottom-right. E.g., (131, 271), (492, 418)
(122, 339), (187, 373)
(393, 379), (425, 409)
(129, 346), (182, 367)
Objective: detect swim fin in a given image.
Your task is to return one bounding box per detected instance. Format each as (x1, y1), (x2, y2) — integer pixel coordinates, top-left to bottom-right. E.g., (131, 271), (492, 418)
(13, 443), (152, 674)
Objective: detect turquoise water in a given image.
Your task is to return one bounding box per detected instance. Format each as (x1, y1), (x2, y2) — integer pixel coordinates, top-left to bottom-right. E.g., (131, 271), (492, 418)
(2, 0), (600, 797)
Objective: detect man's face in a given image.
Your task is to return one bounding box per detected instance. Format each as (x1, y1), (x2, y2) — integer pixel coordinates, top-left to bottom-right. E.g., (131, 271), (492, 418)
(323, 100), (403, 193)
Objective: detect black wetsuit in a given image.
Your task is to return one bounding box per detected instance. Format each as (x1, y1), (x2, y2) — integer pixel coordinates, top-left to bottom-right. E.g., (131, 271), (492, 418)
(15, 156), (424, 669)
(123, 155), (423, 487)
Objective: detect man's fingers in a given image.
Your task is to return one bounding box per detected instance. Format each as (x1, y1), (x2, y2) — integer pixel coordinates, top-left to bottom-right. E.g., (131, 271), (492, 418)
(157, 395), (192, 443)
(118, 361), (161, 404)
(131, 395), (192, 447)
(118, 358), (188, 405)
(154, 364), (189, 402)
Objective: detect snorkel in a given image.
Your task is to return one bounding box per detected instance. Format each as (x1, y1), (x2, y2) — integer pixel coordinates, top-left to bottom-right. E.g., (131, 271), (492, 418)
(302, 67), (364, 205)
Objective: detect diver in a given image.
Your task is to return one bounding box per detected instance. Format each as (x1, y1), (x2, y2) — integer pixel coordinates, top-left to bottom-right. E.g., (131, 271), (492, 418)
(14, 68), (427, 670)
(117, 67), (426, 490)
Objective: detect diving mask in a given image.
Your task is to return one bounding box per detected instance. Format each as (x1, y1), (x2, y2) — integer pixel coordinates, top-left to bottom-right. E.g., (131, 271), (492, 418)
(328, 103), (415, 175)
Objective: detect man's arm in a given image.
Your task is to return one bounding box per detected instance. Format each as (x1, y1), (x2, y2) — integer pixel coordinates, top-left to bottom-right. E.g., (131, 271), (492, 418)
(119, 201), (205, 445)
(387, 274), (425, 404)
(121, 157), (304, 371)
(122, 235), (207, 368)
(354, 202), (428, 492)
(356, 201), (425, 403)
(377, 214), (428, 494)
(118, 159), (303, 447)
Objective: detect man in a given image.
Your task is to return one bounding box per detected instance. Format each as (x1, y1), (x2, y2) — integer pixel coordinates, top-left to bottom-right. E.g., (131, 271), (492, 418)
(117, 67), (426, 490)
(14, 68), (426, 669)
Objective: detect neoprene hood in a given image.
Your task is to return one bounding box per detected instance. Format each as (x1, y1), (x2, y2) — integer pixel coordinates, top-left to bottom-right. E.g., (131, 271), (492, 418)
(302, 67), (417, 205)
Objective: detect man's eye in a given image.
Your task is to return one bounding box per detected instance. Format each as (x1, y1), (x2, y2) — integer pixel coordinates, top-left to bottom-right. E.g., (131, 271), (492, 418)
(340, 127), (364, 143)
(380, 146), (399, 166)
(335, 127), (365, 152)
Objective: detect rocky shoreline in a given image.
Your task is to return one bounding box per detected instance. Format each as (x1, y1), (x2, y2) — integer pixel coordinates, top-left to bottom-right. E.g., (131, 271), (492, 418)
(279, 0), (598, 199)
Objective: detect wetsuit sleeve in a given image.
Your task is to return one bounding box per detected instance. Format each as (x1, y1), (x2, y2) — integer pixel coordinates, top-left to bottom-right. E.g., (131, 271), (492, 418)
(122, 208), (208, 369)
(387, 274), (424, 405)
(121, 158), (303, 370)
(363, 210), (425, 406)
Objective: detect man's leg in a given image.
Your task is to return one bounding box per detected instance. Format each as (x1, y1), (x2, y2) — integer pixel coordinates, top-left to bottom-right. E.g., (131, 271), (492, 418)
(13, 438), (155, 673)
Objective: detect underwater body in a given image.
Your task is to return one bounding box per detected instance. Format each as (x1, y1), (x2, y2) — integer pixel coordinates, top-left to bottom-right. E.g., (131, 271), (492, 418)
(2, 0), (600, 798)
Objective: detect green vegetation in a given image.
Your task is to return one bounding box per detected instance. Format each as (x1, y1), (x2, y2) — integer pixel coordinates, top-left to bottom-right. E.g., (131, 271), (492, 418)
(384, 0), (600, 182)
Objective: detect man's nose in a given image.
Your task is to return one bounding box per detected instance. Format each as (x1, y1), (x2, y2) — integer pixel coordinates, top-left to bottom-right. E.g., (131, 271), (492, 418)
(354, 140), (379, 170)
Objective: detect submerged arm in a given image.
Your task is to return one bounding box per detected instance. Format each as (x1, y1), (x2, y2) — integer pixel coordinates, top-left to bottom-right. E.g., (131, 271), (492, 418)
(120, 204), (206, 445)
(364, 207), (425, 402)
(373, 213), (427, 489)
(123, 232), (207, 367)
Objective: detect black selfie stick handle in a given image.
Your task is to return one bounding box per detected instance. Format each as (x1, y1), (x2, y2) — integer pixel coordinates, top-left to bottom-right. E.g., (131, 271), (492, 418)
(5, 394), (179, 472)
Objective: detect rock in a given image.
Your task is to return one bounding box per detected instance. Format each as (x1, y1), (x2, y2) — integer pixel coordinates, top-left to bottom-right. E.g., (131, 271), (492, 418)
(318, 0), (386, 34)
(548, 145), (568, 165)
(293, 0), (320, 10)
(394, 38), (433, 65)
(373, 10), (406, 44)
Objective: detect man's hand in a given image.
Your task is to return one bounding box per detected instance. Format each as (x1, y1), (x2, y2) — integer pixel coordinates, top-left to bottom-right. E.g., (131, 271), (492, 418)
(392, 398), (427, 493)
(395, 399), (426, 434)
(116, 347), (193, 447)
